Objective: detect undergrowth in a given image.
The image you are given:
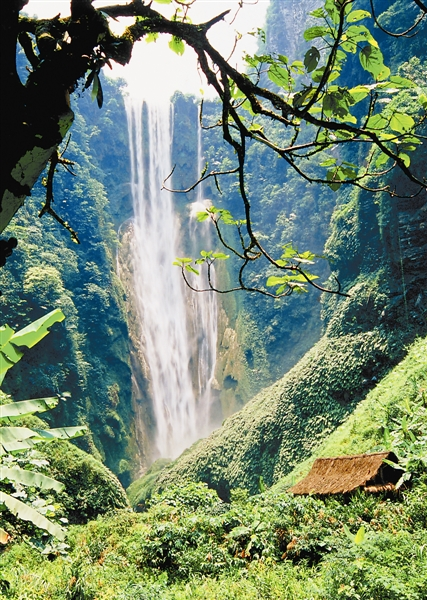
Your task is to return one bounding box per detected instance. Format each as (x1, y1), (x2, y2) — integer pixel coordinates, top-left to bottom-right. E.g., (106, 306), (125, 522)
(1, 338), (426, 599)
(1, 477), (426, 599)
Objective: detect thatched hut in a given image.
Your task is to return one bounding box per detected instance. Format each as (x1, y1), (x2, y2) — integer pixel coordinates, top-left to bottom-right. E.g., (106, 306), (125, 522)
(289, 451), (404, 496)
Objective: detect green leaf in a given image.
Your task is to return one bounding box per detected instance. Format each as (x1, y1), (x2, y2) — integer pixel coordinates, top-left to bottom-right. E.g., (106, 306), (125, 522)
(212, 253), (229, 260)
(359, 46), (390, 80)
(229, 525), (251, 539)
(0, 352), (16, 383)
(398, 153), (411, 168)
(346, 25), (379, 48)
(290, 273), (313, 282)
(293, 86), (315, 108)
(326, 169), (342, 191)
(154, 0), (172, 3)
(390, 112), (415, 134)
(310, 8), (325, 18)
(335, 49), (347, 63)
(325, 0), (340, 24)
(241, 99), (256, 116)
(0, 325), (14, 348)
(185, 265), (199, 275)
(354, 525), (366, 545)
(281, 243), (299, 259)
(311, 67), (326, 83)
(322, 89), (355, 119)
(348, 85), (370, 103)
(266, 275), (288, 287)
(0, 491), (65, 540)
(290, 60), (305, 73)
(395, 471), (412, 490)
(0, 397), (59, 422)
(9, 310), (65, 349)
(388, 75), (417, 89)
(96, 76), (103, 108)
(366, 113), (389, 131)
(249, 124), (264, 134)
(320, 158), (337, 167)
(0, 467), (64, 492)
(196, 211), (209, 222)
(375, 152), (391, 168)
(304, 26), (329, 41)
(0, 310), (65, 385)
(343, 524), (354, 543)
(311, 67), (340, 84)
(268, 64), (290, 88)
(91, 72), (99, 102)
(145, 32), (159, 43)
(0, 425), (86, 454)
(346, 9), (371, 22)
(288, 282), (308, 293)
(304, 47), (320, 73)
(169, 36), (185, 56)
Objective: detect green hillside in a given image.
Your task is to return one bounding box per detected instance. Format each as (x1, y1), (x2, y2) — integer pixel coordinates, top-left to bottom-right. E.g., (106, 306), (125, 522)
(1, 335), (425, 598)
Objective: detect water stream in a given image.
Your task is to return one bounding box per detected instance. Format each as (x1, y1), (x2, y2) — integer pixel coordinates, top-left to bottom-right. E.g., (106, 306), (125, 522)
(125, 97), (217, 459)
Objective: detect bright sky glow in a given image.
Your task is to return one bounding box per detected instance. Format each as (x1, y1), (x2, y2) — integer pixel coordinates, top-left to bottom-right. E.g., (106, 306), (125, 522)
(26, 0), (270, 100)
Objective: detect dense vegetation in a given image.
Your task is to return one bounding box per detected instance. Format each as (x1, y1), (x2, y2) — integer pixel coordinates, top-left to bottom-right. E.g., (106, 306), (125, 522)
(147, 0), (426, 492)
(1, 336), (426, 598)
(0, 72), (136, 485)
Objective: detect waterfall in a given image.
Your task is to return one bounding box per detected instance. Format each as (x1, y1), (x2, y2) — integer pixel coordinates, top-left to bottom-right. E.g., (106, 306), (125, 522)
(125, 96), (218, 459)
(187, 126), (218, 438)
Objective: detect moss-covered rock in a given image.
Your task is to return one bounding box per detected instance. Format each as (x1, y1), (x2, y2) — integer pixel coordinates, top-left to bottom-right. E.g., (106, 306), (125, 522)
(41, 440), (129, 524)
(126, 458), (172, 511)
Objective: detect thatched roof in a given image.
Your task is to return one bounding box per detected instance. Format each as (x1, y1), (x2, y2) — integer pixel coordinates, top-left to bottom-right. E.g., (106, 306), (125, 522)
(289, 451), (403, 496)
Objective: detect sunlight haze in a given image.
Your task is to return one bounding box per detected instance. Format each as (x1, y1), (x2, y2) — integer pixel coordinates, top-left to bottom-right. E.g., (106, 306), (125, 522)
(26, 0), (270, 100)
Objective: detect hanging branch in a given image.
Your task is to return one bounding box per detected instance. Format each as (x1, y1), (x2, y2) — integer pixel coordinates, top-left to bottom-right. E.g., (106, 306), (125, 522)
(4, 0), (426, 279)
(161, 164), (239, 194)
(39, 139), (80, 244)
(368, 0), (426, 37)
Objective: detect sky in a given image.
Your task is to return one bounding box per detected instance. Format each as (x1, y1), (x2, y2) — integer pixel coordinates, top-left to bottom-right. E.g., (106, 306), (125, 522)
(26, 0), (270, 100)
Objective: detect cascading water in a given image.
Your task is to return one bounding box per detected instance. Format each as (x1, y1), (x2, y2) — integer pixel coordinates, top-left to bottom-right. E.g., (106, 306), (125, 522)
(186, 126), (218, 438)
(125, 96), (218, 459)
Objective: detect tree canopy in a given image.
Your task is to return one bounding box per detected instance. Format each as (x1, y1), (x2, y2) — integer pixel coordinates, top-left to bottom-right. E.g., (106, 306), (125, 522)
(1, 0), (426, 294)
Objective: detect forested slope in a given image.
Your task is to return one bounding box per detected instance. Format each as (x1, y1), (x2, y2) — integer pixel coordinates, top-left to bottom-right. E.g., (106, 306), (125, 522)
(0, 73), (136, 485)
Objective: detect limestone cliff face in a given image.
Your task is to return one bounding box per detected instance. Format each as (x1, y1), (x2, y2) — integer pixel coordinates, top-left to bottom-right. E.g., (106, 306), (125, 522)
(394, 195), (427, 305)
(117, 221), (155, 477)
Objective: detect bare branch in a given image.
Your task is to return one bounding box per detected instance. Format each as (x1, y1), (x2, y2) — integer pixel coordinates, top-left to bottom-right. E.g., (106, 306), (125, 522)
(369, 0), (426, 37)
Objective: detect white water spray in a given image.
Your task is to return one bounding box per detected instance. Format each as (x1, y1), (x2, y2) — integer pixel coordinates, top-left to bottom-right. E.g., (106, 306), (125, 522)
(187, 126), (218, 438)
(125, 96), (218, 458)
